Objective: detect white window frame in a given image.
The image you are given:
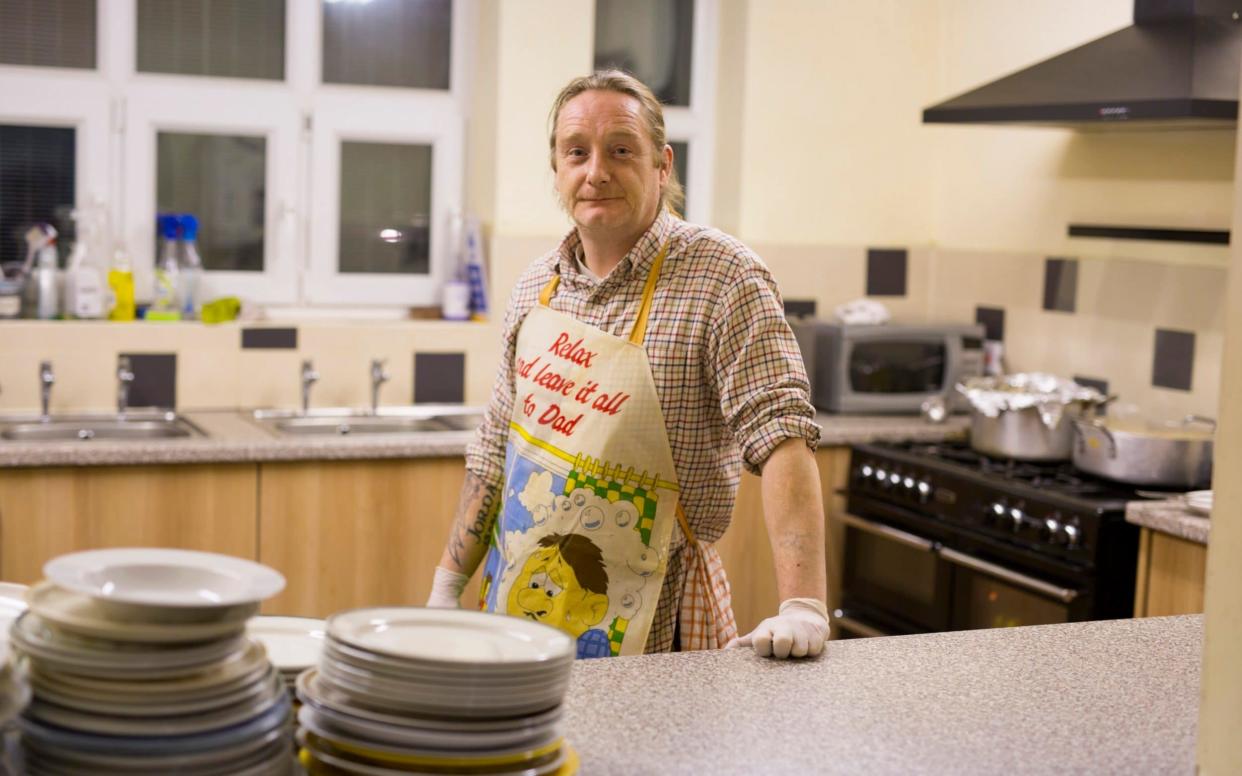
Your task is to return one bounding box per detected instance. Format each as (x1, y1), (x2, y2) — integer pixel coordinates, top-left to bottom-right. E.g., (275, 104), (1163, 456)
(296, 0), (470, 308)
(594, 0), (717, 226)
(0, 70), (111, 253)
(0, 0), (472, 308)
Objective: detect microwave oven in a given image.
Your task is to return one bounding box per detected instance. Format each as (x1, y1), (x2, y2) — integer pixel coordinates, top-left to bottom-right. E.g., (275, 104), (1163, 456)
(789, 321), (985, 414)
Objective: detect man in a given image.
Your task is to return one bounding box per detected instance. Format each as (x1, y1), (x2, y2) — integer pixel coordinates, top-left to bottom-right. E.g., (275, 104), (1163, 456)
(428, 70), (828, 660)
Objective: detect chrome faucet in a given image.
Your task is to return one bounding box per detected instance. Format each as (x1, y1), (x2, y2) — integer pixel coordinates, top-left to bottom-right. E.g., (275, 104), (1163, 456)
(117, 356), (135, 417)
(370, 358), (390, 414)
(301, 359), (319, 415)
(39, 361), (54, 422)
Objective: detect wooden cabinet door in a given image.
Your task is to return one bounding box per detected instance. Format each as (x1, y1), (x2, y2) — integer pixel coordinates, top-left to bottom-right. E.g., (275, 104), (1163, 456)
(714, 447), (847, 636)
(258, 458), (480, 618)
(0, 464), (258, 584)
(1134, 528), (1207, 617)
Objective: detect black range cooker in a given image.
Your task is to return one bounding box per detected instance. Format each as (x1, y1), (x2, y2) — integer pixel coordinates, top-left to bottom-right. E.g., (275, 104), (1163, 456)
(835, 440), (1142, 639)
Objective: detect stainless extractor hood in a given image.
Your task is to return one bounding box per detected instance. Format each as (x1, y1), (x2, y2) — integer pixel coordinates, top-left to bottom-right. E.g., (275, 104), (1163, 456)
(923, 0), (1242, 128)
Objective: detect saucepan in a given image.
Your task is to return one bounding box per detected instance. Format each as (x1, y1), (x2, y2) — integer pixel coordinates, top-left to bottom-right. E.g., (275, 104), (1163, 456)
(1073, 413), (1214, 489)
(958, 373), (1108, 461)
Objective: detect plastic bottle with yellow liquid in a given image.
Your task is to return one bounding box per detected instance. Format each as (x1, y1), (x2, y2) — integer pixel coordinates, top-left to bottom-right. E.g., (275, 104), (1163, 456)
(107, 242), (136, 321)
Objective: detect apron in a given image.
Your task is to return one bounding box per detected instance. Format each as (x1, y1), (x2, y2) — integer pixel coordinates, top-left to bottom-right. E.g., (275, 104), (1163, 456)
(478, 243), (737, 657)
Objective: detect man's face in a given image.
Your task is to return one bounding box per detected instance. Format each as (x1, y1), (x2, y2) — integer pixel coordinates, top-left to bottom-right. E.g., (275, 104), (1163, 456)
(553, 90), (671, 242)
(508, 545), (608, 637)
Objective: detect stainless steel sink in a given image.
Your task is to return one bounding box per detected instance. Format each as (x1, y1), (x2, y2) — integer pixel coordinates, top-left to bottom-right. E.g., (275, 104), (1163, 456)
(250, 406), (485, 437)
(0, 411), (207, 442)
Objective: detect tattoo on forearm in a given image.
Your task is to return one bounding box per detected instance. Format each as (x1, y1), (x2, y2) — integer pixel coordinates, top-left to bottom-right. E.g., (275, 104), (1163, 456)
(446, 473), (500, 569)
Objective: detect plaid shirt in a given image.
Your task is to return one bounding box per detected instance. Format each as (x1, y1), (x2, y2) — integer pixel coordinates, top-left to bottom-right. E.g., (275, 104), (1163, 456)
(467, 211), (821, 652)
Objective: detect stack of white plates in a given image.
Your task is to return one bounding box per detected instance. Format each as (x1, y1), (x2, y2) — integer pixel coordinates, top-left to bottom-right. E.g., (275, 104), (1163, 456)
(297, 607), (579, 775)
(247, 616), (325, 694)
(1185, 490), (1213, 516)
(11, 548), (291, 775)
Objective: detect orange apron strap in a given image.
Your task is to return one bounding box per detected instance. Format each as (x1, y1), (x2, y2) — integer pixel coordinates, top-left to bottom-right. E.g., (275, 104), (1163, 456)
(628, 242), (670, 346)
(674, 503), (697, 544)
(537, 275), (560, 307)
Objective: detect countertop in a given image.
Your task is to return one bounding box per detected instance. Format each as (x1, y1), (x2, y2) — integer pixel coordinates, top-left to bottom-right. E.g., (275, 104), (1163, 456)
(0, 411), (968, 468)
(1125, 499), (1210, 545)
(563, 614), (1202, 775)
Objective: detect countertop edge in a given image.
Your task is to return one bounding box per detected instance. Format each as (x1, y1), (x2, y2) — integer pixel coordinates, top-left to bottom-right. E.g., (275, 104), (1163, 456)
(0, 412), (969, 468)
(1125, 500), (1210, 545)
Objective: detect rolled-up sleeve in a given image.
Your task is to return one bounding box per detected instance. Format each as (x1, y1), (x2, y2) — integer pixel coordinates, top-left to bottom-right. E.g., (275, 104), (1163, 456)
(706, 259), (821, 475)
(464, 286), (528, 487)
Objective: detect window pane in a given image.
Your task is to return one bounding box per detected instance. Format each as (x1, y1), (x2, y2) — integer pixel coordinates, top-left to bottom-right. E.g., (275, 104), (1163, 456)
(339, 141), (431, 275)
(670, 140), (688, 217)
(0, 125), (76, 268)
(157, 132), (266, 272)
(137, 0), (285, 80)
(322, 0), (451, 89)
(0, 0), (96, 69)
(594, 0), (693, 106)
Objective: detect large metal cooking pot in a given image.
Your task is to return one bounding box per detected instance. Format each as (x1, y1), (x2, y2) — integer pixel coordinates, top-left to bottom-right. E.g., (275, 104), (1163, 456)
(971, 407), (1081, 461)
(1073, 415), (1214, 488)
(959, 373), (1107, 461)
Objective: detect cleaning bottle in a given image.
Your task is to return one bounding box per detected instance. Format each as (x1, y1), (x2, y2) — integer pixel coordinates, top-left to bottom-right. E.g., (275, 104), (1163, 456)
(63, 207), (106, 319)
(463, 216), (489, 322)
(32, 225), (60, 320)
(177, 213), (202, 320)
(107, 242), (136, 321)
(149, 214), (181, 321)
(441, 213), (470, 322)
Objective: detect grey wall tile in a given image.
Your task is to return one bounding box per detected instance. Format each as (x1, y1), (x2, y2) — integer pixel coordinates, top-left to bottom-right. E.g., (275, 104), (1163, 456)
(975, 306), (1005, 341)
(241, 327), (297, 349)
(783, 298), (817, 318)
(414, 352), (465, 404)
(1043, 257), (1078, 313)
(120, 353), (177, 408)
(866, 248), (907, 297)
(1152, 329), (1195, 391)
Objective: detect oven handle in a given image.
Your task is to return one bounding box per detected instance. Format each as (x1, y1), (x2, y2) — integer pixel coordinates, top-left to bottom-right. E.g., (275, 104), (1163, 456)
(831, 610), (893, 639)
(937, 547), (1080, 603)
(840, 513), (937, 553)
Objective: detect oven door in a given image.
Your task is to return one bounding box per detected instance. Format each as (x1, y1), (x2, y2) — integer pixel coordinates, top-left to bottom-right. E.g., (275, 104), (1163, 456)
(840, 513), (953, 633)
(941, 547), (1088, 630)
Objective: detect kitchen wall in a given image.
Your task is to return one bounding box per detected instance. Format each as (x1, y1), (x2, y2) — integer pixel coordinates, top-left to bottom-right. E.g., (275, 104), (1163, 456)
(2, 0), (1231, 421)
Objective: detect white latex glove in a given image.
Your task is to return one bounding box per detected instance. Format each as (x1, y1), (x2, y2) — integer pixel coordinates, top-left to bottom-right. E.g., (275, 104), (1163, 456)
(726, 598), (830, 659)
(425, 566), (469, 608)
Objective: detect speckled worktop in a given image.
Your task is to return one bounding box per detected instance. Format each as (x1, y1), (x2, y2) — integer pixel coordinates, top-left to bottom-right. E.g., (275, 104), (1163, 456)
(563, 615), (1202, 775)
(0, 411), (967, 468)
(1126, 500), (1210, 545)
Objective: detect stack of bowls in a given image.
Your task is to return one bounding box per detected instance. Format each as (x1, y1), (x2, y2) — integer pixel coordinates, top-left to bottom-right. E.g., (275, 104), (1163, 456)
(11, 548), (291, 775)
(297, 607), (578, 775)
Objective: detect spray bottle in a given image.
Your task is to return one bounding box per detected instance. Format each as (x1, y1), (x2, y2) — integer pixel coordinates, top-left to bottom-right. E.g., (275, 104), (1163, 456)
(63, 206), (106, 319)
(149, 214), (181, 321)
(107, 242), (136, 321)
(177, 213), (202, 320)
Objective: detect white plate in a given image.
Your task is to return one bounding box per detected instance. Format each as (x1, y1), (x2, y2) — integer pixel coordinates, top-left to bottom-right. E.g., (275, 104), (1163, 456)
(322, 637), (568, 682)
(318, 658), (566, 707)
(14, 612), (245, 667)
(327, 608), (573, 666)
(297, 669), (563, 732)
(26, 672), (285, 737)
(27, 582), (249, 643)
(26, 639), (269, 697)
(246, 616), (324, 671)
(299, 705), (561, 759)
(45, 548), (285, 608)
(302, 698), (562, 751)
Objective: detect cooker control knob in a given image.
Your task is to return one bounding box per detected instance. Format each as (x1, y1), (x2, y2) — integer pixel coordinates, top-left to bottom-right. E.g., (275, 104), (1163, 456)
(889, 471), (903, 487)
(1008, 507), (1024, 532)
(875, 467), (888, 486)
(985, 501), (1006, 525)
(1062, 523), (1081, 549)
(917, 481), (932, 504)
(860, 464), (874, 481)
(1042, 517), (1061, 542)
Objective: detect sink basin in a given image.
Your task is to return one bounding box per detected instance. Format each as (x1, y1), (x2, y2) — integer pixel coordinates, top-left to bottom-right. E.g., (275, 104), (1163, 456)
(0, 412), (206, 442)
(272, 416), (448, 436)
(250, 406), (485, 437)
